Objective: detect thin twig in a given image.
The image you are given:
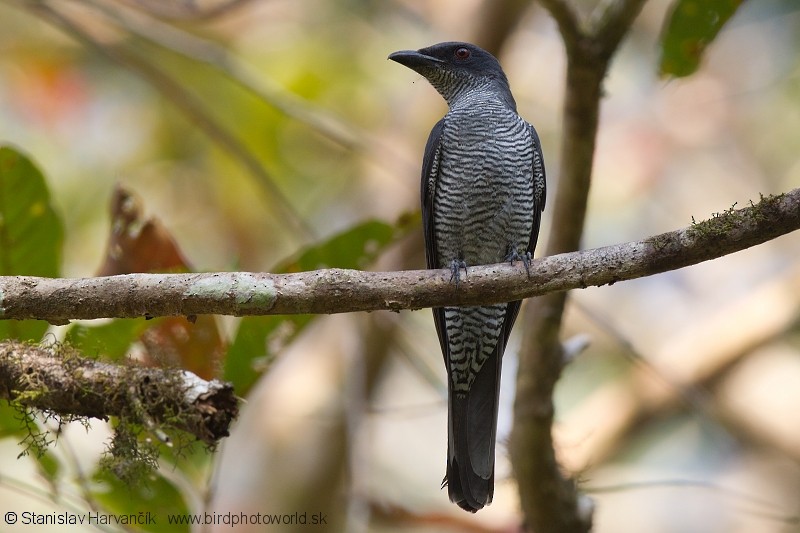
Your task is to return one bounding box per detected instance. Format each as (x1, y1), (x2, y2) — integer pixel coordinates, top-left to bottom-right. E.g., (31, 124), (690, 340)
(536, 0), (583, 53)
(589, 0), (650, 59)
(23, 1), (316, 242)
(119, 0), (254, 21)
(76, 0), (367, 152)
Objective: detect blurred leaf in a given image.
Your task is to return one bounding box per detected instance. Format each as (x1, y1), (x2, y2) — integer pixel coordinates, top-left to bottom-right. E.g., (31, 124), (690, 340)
(34, 450), (61, 484)
(65, 319), (153, 361)
(94, 185), (225, 376)
(141, 316), (224, 380)
(97, 184), (189, 276)
(226, 314), (313, 394)
(0, 145), (63, 341)
(92, 468), (189, 533)
(0, 402), (26, 438)
(279, 219), (397, 273)
(226, 219), (402, 393)
(659, 0), (745, 77)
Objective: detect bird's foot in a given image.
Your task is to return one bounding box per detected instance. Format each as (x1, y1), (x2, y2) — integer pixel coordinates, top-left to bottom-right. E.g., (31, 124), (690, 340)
(449, 259), (468, 286)
(505, 246), (532, 278)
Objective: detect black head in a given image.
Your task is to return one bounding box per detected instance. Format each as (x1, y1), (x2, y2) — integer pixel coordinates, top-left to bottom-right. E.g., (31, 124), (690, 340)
(389, 42), (515, 109)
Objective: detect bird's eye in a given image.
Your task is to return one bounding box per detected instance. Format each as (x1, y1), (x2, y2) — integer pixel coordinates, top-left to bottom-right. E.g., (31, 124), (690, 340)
(454, 47), (471, 60)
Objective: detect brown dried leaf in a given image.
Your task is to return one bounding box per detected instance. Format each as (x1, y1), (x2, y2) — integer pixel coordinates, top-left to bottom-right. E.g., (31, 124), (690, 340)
(96, 184), (224, 378)
(96, 184), (189, 276)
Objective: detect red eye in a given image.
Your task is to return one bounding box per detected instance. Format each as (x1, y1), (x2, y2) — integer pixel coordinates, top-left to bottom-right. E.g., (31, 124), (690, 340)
(455, 47), (471, 60)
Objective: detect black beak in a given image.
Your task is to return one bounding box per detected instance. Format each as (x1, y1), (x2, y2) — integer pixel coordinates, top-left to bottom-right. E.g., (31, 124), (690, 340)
(388, 50), (444, 72)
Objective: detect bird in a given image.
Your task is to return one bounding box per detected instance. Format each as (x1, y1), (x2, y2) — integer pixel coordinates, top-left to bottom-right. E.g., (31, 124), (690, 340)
(388, 42), (546, 512)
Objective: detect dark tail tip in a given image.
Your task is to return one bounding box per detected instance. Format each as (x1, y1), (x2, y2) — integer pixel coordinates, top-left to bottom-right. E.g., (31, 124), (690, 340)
(445, 461), (491, 513)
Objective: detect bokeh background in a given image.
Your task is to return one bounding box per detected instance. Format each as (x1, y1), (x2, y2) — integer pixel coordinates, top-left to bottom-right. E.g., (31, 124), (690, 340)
(1, 0), (800, 532)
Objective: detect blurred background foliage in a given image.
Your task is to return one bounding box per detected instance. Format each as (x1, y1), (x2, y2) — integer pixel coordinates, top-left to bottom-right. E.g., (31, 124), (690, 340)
(1, 0), (800, 531)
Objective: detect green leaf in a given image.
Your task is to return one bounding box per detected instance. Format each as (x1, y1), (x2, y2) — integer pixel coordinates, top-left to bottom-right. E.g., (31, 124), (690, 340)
(65, 319), (155, 361)
(278, 219), (397, 273)
(225, 314), (313, 394)
(659, 0), (745, 78)
(34, 450), (61, 484)
(0, 145), (64, 340)
(0, 402), (26, 438)
(92, 468), (189, 533)
(225, 219), (405, 393)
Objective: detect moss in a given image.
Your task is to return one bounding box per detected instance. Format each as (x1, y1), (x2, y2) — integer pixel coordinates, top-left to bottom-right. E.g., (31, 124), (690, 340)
(4, 340), (211, 487)
(749, 192), (786, 222)
(686, 202), (741, 240)
(15, 407), (54, 459)
(99, 421), (160, 485)
(686, 194), (786, 242)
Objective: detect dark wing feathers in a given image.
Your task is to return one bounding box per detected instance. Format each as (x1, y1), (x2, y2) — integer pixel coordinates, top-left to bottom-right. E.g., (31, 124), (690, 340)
(528, 123), (546, 256)
(421, 117), (445, 270)
(421, 118), (449, 361)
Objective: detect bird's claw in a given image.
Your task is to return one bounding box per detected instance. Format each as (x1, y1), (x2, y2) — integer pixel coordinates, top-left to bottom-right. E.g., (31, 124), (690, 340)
(449, 259), (468, 286)
(505, 246), (532, 278)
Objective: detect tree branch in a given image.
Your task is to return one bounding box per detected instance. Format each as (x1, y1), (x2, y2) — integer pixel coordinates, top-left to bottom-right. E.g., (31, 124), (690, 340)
(0, 190), (797, 323)
(0, 340), (237, 445)
(511, 0), (648, 529)
(536, 0), (583, 54)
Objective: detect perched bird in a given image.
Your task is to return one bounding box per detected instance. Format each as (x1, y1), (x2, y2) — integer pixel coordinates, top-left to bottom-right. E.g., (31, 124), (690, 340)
(389, 42), (546, 512)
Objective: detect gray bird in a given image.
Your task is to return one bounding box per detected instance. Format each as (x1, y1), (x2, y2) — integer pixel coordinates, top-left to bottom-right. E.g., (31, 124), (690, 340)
(389, 42), (546, 512)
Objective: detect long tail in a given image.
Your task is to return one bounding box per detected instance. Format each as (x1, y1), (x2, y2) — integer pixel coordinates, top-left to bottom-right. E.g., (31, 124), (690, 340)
(445, 343), (503, 512)
(436, 300), (520, 512)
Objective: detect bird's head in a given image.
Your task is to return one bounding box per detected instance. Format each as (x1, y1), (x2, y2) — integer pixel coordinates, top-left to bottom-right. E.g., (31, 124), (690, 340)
(389, 42), (515, 110)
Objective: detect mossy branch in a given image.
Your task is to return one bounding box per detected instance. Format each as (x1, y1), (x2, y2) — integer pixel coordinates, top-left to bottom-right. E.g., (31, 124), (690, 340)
(0, 190), (797, 324)
(0, 341), (237, 445)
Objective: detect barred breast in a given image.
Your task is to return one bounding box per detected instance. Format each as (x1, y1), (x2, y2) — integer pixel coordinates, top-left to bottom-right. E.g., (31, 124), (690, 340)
(433, 98), (535, 392)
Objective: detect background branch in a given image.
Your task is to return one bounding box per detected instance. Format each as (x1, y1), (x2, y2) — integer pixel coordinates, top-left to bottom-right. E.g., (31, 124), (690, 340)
(20, 0), (316, 243)
(510, 0), (647, 530)
(0, 189), (797, 324)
